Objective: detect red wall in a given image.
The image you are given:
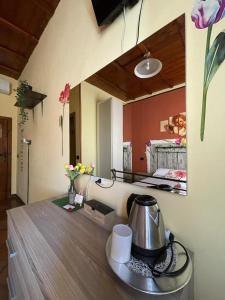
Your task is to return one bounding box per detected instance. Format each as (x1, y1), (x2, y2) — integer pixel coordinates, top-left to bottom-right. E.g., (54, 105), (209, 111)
(123, 87), (186, 173)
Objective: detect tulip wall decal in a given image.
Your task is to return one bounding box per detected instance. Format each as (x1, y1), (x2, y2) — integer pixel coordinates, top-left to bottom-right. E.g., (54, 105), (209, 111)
(191, 0), (225, 141)
(59, 83), (71, 155)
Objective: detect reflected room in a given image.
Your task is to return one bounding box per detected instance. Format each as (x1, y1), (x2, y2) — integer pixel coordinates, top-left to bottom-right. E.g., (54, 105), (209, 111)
(70, 14), (187, 195)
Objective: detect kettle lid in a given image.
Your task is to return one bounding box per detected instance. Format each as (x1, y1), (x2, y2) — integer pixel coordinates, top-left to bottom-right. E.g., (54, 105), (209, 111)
(135, 195), (157, 206)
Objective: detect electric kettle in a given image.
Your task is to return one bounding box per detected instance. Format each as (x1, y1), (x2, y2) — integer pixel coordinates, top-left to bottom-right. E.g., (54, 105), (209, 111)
(127, 194), (166, 258)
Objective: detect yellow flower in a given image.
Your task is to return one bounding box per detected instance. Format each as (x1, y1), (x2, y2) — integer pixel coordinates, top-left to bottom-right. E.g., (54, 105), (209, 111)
(77, 163), (82, 168)
(86, 166), (92, 174)
(80, 167), (85, 174)
(64, 163), (69, 169)
(181, 138), (187, 146)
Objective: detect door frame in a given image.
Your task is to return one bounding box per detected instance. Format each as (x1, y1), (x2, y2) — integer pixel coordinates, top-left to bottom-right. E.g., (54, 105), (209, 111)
(0, 116), (12, 199)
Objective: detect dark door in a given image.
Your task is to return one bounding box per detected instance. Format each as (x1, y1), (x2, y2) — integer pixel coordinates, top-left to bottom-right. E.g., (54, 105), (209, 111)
(0, 117), (11, 204)
(70, 112), (76, 166)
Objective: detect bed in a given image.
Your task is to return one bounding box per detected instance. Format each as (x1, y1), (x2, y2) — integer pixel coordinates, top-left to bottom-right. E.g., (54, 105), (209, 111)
(134, 140), (187, 194)
(113, 139), (187, 195)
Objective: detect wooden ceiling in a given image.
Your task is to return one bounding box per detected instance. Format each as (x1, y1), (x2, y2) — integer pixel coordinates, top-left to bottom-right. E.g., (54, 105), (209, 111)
(0, 0), (60, 79)
(86, 15), (185, 102)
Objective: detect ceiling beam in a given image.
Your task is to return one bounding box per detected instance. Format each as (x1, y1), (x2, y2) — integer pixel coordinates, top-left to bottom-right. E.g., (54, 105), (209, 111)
(0, 45), (28, 62)
(0, 64), (20, 77)
(175, 19), (185, 50)
(0, 17), (39, 43)
(138, 43), (174, 89)
(112, 61), (153, 95)
(86, 74), (129, 102)
(29, 0), (54, 16)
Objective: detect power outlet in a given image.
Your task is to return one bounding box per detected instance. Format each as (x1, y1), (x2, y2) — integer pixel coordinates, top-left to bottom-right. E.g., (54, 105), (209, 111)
(100, 178), (112, 186)
(90, 176), (100, 182)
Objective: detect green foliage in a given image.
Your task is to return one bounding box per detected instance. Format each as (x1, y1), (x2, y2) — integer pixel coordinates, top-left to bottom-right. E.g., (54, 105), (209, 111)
(205, 30), (225, 89)
(15, 80), (30, 125)
(200, 28), (225, 141)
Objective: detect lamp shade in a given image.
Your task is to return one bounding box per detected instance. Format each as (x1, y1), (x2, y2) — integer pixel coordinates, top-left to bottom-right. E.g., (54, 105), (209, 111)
(134, 58), (162, 79)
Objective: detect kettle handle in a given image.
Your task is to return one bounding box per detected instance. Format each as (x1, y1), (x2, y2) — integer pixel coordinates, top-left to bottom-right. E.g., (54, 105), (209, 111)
(127, 194), (138, 216)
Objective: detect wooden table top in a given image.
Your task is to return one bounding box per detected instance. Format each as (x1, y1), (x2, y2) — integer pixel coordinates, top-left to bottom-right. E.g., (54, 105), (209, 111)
(7, 199), (191, 300)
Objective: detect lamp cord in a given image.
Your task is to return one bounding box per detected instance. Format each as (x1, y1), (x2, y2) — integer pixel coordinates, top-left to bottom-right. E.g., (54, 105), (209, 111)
(95, 179), (115, 189)
(121, 4), (126, 53)
(136, 0), (144, 45)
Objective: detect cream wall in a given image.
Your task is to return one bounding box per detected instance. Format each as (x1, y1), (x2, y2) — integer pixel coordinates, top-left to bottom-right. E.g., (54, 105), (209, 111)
(81, 81), (112, 172)
(0, 74), (18, 193)
(18, 0), (225, 299)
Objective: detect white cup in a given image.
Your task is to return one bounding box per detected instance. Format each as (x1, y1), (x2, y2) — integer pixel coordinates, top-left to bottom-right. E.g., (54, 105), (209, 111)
(110, 224), (132, 263)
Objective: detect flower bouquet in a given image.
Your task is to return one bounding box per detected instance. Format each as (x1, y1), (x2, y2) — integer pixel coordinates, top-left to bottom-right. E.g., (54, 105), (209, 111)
(64, 163), (95, 204)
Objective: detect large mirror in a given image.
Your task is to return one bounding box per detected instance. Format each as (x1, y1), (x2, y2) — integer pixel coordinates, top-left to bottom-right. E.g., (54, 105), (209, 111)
(69, 14), (187, 195)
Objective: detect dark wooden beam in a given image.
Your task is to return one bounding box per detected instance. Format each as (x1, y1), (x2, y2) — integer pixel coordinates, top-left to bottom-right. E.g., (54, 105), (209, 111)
(175, 19), (185, 50)
(113, 61), (153, 95)
(0, 17), (39, 43)
(29, 0), (55, 16)
(0, 45), (28, 62)
(0, 64), (20, 77)
(86, 74), (129, 101)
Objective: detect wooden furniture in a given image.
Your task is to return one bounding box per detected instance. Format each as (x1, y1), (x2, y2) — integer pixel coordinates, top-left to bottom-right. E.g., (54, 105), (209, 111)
(149, 144), (187, 174)
(0, 117), (12, 203)
(7, 199), (193, 300)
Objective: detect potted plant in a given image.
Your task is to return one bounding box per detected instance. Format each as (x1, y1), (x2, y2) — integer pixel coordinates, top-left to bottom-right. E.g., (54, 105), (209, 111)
(15, 80), (31, 125)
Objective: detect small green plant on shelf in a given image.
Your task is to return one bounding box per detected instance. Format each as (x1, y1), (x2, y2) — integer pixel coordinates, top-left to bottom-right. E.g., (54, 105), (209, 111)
(15, 80), (30, 125)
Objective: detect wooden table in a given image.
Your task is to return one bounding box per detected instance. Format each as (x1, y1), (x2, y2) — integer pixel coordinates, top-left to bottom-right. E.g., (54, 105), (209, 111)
(7, 199), (193, 300)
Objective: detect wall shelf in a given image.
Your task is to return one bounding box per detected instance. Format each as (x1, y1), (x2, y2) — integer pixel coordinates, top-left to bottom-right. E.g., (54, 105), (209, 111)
(14, 87), (46, 109)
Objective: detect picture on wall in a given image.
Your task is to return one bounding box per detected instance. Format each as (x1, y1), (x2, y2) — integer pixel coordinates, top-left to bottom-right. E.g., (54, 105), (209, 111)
(160, 112), (186, 137)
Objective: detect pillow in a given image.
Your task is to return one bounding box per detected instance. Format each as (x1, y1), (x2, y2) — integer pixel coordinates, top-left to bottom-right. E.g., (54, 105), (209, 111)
(165, 169), (187, 181)
(153, 168), (171, 178)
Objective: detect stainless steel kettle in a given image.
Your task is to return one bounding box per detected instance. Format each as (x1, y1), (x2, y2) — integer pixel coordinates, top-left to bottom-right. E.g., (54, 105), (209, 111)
(127, 194), (166, 258)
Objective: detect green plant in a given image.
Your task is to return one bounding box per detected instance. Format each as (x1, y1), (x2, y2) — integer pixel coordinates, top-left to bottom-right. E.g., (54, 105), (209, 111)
(15, 80), (30, 125)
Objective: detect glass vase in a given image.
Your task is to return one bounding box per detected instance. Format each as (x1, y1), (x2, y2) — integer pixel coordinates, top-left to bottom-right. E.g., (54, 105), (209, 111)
(68, 179), (76, 205)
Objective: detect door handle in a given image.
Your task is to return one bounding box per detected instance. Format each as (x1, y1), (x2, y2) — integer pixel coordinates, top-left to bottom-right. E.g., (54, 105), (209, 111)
(6, 240), (17, 258)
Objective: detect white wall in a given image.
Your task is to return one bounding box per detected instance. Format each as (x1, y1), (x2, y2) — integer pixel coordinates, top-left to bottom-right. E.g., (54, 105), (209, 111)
(18, 0), (225, 299)
(81, 81), (112, 171)
(111, 99), (123, 172)
(0, 74), (18, 194)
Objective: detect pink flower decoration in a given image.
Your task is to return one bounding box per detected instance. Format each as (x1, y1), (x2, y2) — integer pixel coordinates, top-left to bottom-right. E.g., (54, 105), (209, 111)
(59, 83), (71, 104)
(192, 0), (225, 29)
(64, 83), (70, 100)
(174, 170), (186, 179)
(69, 165), (74, 170)
(175, 137), (182, 145)
(59, 91), (65, 103)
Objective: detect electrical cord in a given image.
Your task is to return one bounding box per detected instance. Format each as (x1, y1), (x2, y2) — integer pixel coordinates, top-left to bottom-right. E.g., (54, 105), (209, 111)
(121, 4), (126, 53)
(95, 178), (115, 189)
(136, 0), (144, 45)
(148, 240), (189, 277)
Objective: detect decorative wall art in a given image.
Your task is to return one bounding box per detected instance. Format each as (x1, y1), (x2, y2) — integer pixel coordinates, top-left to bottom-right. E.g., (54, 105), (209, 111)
(59, 83), (71, 156)
(160, 112), (186, 145)
(191, 0), (225, 141)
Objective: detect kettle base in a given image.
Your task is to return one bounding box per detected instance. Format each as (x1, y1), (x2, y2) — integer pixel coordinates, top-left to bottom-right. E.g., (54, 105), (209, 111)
(131, 244), (167, 265)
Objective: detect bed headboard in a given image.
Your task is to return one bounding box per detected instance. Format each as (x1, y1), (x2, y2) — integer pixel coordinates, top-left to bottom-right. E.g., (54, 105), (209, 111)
(149, 143), (187, 174)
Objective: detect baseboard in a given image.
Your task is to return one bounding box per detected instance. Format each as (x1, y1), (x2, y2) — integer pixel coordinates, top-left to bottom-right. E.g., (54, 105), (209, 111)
(11, 194), (26, 205)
